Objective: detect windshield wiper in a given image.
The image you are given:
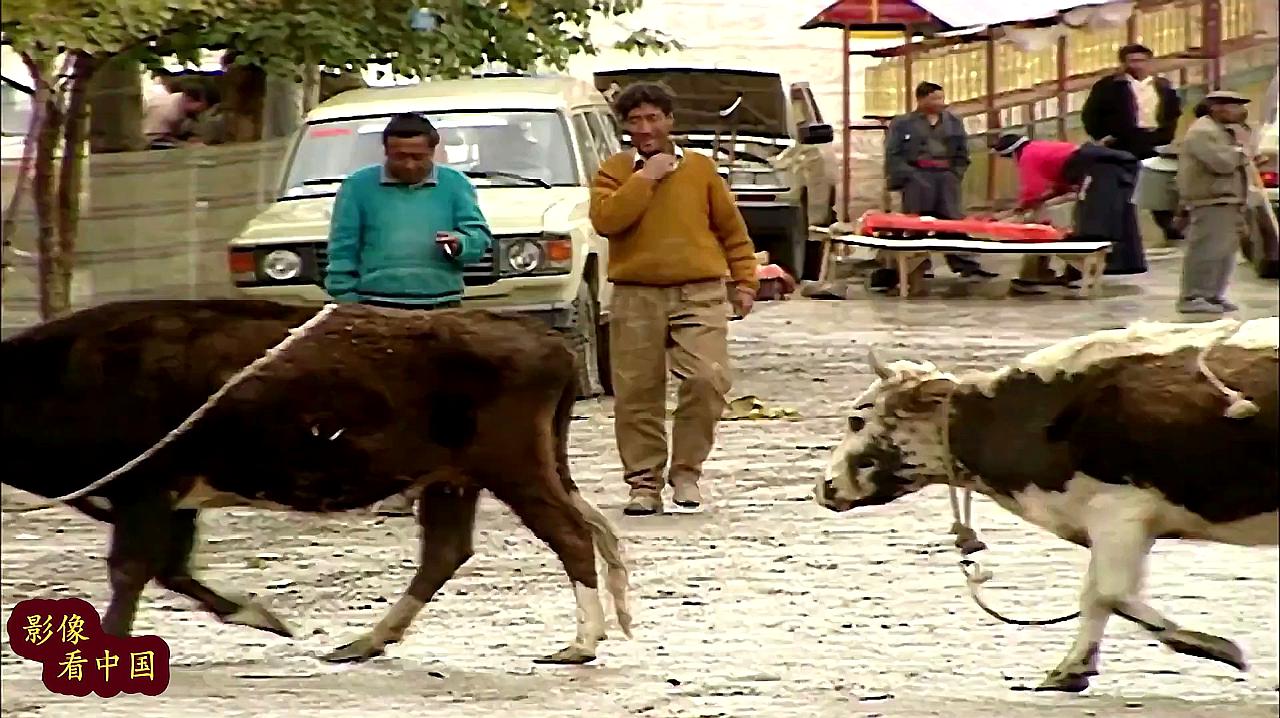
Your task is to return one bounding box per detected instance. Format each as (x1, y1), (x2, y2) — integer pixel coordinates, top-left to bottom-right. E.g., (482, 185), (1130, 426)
(463, 170), (551, 189)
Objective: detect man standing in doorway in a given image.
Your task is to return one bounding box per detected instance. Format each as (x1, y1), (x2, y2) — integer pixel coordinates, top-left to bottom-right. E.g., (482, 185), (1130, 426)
(589, 83), (759, 516)
(1082, 43), (1183, 240)
(1175, 91), (1253, 314)
(880, 81), (996, 289)
(325, 111), (494, 513)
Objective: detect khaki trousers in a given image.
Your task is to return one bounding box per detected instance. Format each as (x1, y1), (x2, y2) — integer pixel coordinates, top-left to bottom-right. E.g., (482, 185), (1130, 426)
(609, 279), (732, 495)
(1180, 203), (1247, 301)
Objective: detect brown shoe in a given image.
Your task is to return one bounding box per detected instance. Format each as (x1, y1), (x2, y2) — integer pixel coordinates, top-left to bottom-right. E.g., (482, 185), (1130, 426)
(623, 491), (663, 516)
(670, 477), (702, 509)
(373, 491), (416, 517)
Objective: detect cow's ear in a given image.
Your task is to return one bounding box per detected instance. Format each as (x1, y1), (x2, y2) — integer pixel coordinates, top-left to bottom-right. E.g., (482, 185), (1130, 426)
(891, 378), (956, 415)
(868, 349), (891, 380)
(916, 379), (955, 404)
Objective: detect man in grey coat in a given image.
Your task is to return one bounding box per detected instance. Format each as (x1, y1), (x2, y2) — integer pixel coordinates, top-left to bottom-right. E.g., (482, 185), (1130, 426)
(875, 82), (995, 289)
(1175, 90), (1254, 314)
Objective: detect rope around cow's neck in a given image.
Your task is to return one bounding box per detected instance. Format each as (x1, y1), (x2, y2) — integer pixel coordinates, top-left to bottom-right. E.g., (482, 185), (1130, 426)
(13, 303), (341, 513)
(938, 321), (1257, 627)
(939, 388), (1082, 628)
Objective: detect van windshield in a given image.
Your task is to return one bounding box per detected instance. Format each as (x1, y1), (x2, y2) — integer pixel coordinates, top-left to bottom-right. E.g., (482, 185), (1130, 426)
(280, 110), (577, 198)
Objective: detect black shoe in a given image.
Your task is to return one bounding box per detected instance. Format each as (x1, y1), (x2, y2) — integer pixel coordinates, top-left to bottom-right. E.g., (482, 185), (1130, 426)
(959, 267), (1000, 279)
(868, 267), (899, 290)
(1009, 278), (1047, 295)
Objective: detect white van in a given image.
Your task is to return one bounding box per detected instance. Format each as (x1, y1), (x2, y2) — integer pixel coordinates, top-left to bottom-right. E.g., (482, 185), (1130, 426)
(226, 76), (621, 397)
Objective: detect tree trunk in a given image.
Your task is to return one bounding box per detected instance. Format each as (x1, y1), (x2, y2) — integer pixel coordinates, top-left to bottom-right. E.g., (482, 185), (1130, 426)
(1, 70), (45, 265)
(262, 74), (301, 140)
(50, 53), (94, 319)
(87, 54), (147, 154)
(28, 57), (63, 321)
(301, 64), (321, 115)
(221, 61), (267, 143)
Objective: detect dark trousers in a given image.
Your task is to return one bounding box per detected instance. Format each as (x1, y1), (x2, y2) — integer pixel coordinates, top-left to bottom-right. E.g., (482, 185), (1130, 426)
(1112, 130), (1181, 243)
(899, 168), (983, 274)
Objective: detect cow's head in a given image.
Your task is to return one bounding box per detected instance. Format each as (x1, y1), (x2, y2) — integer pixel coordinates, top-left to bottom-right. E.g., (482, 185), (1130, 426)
(815, 350), (958, 512)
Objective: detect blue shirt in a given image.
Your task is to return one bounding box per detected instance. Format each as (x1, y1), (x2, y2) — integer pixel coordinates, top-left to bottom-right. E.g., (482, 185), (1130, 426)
(324, 163), (493, 305)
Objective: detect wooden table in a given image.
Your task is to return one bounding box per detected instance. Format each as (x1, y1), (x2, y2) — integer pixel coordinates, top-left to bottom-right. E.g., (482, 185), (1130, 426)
(823, 233), (1113, 298)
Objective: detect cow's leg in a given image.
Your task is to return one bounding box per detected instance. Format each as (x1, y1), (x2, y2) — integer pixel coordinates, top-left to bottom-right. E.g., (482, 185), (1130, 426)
(493, 484), (606, 666)
(1037, 558), (1110, 692)
(157, 509), (293, 638)
(1112, 599), (1247, 671)
(1041, 513), (1247, 692)
(322, 483), (480, 664)
(101, 491), (172, 636)
(1038, 511), (1156, 692)
(1088, 518), (1245, 670)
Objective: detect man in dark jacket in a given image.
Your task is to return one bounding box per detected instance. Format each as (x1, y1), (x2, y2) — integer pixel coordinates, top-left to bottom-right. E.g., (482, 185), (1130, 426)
(1082, 43), (1183, 241)
(875, 81), (995, 289)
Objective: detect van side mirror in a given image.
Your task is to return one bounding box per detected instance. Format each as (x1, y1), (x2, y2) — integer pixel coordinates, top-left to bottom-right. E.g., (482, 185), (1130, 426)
(799, 123), (834, 145)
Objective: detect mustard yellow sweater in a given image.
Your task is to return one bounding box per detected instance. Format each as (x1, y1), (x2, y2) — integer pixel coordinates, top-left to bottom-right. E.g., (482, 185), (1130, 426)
(589, 149), (759, 292)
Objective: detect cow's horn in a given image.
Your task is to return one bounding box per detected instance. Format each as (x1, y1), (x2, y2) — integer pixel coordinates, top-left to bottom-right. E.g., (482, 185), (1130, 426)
(868, 349), (891, 379)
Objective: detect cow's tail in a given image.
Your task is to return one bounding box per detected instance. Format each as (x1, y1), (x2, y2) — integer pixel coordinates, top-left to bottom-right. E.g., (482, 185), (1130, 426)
(553, 370), (633, 639)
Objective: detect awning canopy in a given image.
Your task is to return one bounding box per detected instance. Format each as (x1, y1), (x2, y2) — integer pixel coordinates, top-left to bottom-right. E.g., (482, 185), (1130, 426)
(800, 0), (948, 31)
(914, 0), (1118, 29)
(801, 0), (1123, 31)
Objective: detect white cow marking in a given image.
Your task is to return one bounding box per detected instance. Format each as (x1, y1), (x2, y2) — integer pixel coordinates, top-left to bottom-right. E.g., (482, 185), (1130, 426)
(990, 474), (1280, 548)
(573, 581), (607, 653)
(970, 316), (1278, 397)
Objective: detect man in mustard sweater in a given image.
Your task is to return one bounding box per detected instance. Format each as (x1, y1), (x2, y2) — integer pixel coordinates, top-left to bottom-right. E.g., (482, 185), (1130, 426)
(590, 83), (759, 516)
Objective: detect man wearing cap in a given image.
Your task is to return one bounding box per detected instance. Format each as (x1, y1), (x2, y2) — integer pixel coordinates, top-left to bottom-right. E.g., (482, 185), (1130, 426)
(1175, 90), (1254, 314)
(990, 133), (1083, 293)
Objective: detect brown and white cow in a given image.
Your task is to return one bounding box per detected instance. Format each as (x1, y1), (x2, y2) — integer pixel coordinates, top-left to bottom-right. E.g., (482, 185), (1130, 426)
(815, 316), (1278, 692)
(1, 299), (630, 665)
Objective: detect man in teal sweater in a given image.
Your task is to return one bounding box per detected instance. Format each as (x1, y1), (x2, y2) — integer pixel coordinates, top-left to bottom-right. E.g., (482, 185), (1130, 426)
(325, 112), (493, 309)
(325, 112), (493, 515)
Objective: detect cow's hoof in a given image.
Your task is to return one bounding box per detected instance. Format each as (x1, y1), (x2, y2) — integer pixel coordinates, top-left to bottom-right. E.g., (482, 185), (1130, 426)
(533, 645), (596, 665)
(321, 637), (386, 664)
(1035, 669), (1091, 693)
(1160, 629), (1248, 671)
(223, 600), (294, 638)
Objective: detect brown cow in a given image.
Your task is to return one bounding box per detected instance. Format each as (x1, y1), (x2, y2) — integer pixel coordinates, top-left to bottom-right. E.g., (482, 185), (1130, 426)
(1, 299), (631, 665)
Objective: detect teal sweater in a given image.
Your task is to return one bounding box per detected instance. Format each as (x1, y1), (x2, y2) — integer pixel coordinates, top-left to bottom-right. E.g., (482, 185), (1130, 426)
(324, 164), (493, 305)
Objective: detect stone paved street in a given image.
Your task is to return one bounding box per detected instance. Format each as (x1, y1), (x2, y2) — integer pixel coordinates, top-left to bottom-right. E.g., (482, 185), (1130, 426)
(3, 252), (1279, 717)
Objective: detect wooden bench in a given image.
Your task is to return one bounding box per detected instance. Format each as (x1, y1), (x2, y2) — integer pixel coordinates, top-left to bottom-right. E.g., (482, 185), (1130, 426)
(821, 232), (1113, 299)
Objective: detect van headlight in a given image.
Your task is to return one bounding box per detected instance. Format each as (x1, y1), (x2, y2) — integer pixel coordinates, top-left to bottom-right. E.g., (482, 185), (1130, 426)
(262, 249), (303, 280)
(498, 234), (573, 276)
(506, 239), (543, 273)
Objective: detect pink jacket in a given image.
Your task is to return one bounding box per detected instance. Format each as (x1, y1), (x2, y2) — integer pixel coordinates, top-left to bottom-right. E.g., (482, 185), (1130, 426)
(1016, 140), (1079, 208)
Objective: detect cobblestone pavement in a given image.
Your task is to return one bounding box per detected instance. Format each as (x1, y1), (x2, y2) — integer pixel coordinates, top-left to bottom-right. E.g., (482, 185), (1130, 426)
(3, 253), (1279, 717)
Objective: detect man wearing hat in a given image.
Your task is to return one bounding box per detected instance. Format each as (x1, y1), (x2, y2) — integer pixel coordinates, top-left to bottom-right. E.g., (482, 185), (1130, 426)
(1175, 90), (1254, 314)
